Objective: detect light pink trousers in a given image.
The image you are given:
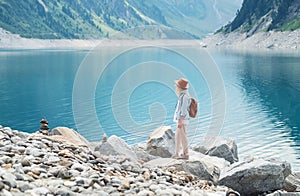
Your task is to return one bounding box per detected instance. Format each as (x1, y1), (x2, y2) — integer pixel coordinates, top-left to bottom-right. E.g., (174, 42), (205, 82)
(175, 125), (189, 155)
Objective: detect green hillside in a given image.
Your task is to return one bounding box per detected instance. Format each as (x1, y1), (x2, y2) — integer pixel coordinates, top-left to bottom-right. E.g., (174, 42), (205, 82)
(0, 0), (242, 39)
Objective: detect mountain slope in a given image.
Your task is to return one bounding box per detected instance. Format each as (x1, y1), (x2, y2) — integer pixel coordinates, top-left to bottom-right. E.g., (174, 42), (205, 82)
(0, 0), (153, 39)
(0, 0), (242, 39)
(220, 0), (300, 36)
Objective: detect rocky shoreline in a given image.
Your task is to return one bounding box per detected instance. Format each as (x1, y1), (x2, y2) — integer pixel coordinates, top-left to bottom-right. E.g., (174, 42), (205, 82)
(1, 27), (299, 51)
(202, 29), (300, 51)
(1, 125), (300, 196)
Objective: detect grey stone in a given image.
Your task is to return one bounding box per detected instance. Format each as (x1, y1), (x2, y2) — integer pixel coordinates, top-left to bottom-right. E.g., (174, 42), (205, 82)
(137, 189), (155, 196)
(0, 145), (12, 152)
(0, 155), (12, 164)
(47, 179), (64, 188)
(92, 190), (109, 196)
(132, 146), (158, 162)
(69, 169), (81, 177)
(31, 166), (47, 175)
(17, 181), (35, 192)
(219, 157), (292, 196)
(71, 162), (88, 172)
(146, 126), (175, 158)
(54, 187), (75, 196)
(193, 136), (238, 164)
(0, 181), (5, 190)
(57, 168), (72, 179)
(14, 146), (26, 154)
(25, 147), (45, 157)
(10, 136), (21, 144)
(149, 184), (159, 192)
(51, 127), (91, 148)
(32, 140), (48, 149)
(15, 173), (26, 181)
(12, 130), (30, 139)
(0, 189), (13, 196)
(63, 181), (77, 187)
(283, 172), (300, 192)
(43, 153), (60, 164)
(2, 172), (17, 188)
(26, 187), (51, 195)
(16, 141), (28, 147)
(20, 156), (32, 167)
(3, 127), (13, 136)
(95, 135), (138, 162)
(145, 152), (226, 183)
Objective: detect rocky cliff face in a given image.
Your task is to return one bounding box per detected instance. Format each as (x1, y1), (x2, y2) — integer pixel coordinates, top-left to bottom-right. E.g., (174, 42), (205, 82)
(220, 0), (300, 36)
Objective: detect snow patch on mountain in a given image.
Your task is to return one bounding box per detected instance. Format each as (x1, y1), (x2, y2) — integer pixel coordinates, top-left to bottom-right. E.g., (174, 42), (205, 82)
(37, 0), (48, 12)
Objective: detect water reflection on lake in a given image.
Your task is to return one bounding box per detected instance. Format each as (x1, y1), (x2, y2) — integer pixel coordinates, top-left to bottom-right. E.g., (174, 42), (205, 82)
(0, 48), (299, 170)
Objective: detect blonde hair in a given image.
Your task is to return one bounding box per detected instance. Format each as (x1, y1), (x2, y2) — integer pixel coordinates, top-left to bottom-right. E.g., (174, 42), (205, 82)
(176, 86), (183, 97)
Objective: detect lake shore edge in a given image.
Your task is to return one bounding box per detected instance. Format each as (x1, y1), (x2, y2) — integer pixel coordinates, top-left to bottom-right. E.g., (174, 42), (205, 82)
(1, 28), (300, 52)
(1, 124), (299, 195)
(202, 29), (300, 52)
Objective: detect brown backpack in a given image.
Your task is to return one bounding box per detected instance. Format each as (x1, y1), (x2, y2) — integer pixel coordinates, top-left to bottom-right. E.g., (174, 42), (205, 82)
(189, 97), (198, 118)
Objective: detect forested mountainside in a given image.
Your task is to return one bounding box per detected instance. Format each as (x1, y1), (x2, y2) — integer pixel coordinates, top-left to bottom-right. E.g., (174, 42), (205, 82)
(219, 0), (300, 36)
(0, 0), (241, 39)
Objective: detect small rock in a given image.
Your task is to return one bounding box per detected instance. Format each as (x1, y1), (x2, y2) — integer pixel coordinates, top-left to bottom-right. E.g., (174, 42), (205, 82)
(25, 147), (45, 157)
(57, 160), (73, 167)
(0, 189), (13, 196)
(93, 182), (101, 190)
(57, 168), (72, 179)
(120, 179), (130, 190)
(21, 157), (32, 167)
(71, 162), (88, 172)
(27, 172), (40, 179)
(54, 187), (74, 196)
(15, 173), (26, 181)
(63, 180), (77, 187)
(0, 181), (5, 190)
(137, 189), (155, 196)
(2, 172), (17, 188)
(17, 181), (34, 192)
(43, 153), (60, 164)
(0, 155), (11, 164)
(149, 184), (159, 192)
(27, 187), (50, 195)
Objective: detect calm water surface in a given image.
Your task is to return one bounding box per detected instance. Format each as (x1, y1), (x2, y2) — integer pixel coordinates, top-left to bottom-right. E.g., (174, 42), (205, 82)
(0, 48), (299, 170)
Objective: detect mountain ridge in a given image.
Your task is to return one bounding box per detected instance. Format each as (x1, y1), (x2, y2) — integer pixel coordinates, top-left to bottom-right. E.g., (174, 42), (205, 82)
(0, 0), (242, 39)
(219, 0), (300, 35)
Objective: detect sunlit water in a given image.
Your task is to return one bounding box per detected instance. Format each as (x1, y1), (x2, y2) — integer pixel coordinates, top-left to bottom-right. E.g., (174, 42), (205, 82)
(0, 47), (299, 170)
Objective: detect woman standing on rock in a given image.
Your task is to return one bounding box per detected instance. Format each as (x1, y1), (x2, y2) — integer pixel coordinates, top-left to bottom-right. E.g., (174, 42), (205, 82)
(172, 78), (190, 159)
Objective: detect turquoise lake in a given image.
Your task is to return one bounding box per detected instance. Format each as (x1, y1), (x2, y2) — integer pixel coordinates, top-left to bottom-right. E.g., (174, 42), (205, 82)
(0, 46), (299, 170)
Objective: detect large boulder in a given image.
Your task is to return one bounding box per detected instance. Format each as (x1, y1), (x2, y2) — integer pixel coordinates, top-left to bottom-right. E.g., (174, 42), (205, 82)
(29, 127), (92, 149)
(193, 136), (238, 164)
(145, 150), (229, 183)
(219, 157), (292, 196)
(283, 172), (300, 192)
(50, 127), (91, 147)
(94, 135), (138, 162)
(146, 126), (175, 158)
(132, 145), (158, 163)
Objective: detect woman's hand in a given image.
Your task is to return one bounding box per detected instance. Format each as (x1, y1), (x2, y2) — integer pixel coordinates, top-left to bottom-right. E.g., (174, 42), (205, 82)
(177, 121), (182, 128)
(177, 116), (184, 128)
